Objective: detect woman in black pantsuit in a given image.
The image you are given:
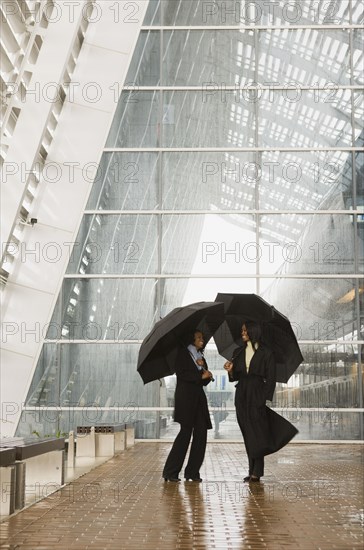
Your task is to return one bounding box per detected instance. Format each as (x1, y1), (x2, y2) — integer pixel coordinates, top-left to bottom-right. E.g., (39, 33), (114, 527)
(163, 331), (213, 482)
(224, 321), (298, 482)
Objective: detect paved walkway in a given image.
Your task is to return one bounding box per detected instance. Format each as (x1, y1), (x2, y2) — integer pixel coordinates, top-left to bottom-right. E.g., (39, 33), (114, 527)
(1, 443), (363, 549)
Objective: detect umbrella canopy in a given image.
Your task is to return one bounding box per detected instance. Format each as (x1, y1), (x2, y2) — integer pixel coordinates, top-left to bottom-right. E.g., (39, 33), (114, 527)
(213, 293), (304, 383)
(137, 301), (225, 384)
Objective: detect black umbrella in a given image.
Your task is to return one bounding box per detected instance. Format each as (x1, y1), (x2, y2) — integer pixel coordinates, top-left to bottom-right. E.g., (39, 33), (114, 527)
(213, 293), (303, 383)
(137, 301), (225, 384)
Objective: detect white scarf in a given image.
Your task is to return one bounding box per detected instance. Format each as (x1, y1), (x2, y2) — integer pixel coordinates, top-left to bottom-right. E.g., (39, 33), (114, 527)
(245, 341), (258, 372)
(187, 344), (204, 370)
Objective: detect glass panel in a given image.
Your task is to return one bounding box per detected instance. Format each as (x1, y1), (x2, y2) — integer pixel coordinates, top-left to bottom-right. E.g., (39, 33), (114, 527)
(162, 28), (351, 86)
(161, 150), (355, 212)
(107, 89), (355, 150)
(203, 411), (361, 440)
(257, 89), (353, 148)
(262, 278), (359, 340)
(16, 410), (64, 438)
(47, 279), (159, 340)
(279, 343), (361, 406)
(86, 152), (159, 211)
(162, 0), (244, 26)
(352, 30), (364, 85)
(352, 0), (364, 25)
(106, 91), (160, 148)
(259, 150), (354, 211)
(258, 29), (351, 86)
(257, 0), (351, 26)
(161, 88), (353, 149)
(162, 151), (257, 210)
(159, 0), (351, 26)
(125, 31), (160, 86)
(16, 407), (144, 438)
(160, 343), (361, 441)
(143, 0), (160, 25)
(278, 411), (361, 440)
(24, 344), (59, 407)
(15, 405), (362, 440)
(159, 213), (356, 276)
(354, 92), (364, 142)
(133, 411), (165, 439)
(20, 343), (361, 440)
(163, 30), (255, 86)
(162, 90), (256, 147)
(161, 214), (256, 275)
(161, 278), (257, 313)
(358, 216), (364, 274)
(25, 344), (160, 408)
(66, 215), (158, 275)
(356, 148), (364, 273)
(259, 213), (356, 275)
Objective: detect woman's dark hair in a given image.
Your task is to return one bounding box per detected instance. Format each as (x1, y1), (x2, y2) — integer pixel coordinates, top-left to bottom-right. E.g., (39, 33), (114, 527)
(244, 321), (262, 347)
(188, 330), (204, 347)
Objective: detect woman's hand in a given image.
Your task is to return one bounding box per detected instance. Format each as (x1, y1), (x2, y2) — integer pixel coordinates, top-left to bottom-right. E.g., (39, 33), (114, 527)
(224, 361), (233, 373)
(202, 369), (213, 380)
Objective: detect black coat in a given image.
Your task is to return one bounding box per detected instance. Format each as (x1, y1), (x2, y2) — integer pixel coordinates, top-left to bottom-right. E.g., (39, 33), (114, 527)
(230, 344), (298, 458)
(173, 347), (212, 430)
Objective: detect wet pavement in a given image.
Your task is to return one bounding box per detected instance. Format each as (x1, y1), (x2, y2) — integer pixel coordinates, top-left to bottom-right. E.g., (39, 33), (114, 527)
(0, 443), (363, 549)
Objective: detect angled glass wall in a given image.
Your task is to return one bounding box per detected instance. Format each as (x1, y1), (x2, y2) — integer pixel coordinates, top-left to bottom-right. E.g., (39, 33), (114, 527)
(18, 0), (363, 441)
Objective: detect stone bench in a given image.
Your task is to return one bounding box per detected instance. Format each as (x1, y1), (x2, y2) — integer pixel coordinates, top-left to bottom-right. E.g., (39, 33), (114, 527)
(0, 448), (17, 516)
(124, 423), (135, 448)
(76, 424), (133, 458)
(0, 447), (16, 467)
(0, 437), (65, 515)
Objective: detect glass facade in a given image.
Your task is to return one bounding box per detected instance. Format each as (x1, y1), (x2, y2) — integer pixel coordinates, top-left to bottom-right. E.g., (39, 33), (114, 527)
(17, 0), (363, 441)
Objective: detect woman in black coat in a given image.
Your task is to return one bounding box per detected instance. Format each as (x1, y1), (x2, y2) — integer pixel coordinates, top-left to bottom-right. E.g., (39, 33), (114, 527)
(224, 321), (298, 482)
(162, 330), (213, 482)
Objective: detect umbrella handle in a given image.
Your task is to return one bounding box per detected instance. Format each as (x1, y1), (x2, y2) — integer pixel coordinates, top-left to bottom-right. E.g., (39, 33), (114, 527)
(201, 365), (215, 383)
(199, 351), (215, 382)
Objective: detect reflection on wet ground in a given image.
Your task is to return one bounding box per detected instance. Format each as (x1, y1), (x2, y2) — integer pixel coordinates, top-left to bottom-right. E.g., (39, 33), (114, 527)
(1, 443), (363, 549)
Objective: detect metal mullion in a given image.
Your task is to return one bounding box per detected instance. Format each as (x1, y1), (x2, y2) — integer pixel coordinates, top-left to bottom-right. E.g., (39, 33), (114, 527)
(141, 25), (364, 31)
(45, 340), (364, 346)
(349, 0), (363, 439)
(154, 1), (166, 440)
(83, 209), (361, 215)
(156, 19), (163, 331)
(253, 26), (260, 295)
(21, 406), (364, 412)
(46, 340), (143, 344)
(63, 273), (364, 279)
(122, 85), (364, 91)
(104, 147), (364, 153)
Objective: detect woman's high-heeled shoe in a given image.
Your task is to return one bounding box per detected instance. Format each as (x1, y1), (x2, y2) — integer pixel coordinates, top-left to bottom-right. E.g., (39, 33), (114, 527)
(185, 477), (202, 482)
(163, 477), (181, 482)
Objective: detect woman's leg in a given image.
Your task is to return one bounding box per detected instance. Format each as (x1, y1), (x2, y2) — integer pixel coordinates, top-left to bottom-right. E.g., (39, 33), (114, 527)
(249, 456), (264, 478)
(236, 406), (252, 479)
(184, 411), (208, 479)
(162, 424), (192, 479)
(248, 455), (254, 476)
